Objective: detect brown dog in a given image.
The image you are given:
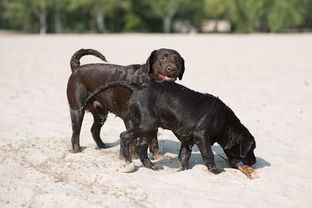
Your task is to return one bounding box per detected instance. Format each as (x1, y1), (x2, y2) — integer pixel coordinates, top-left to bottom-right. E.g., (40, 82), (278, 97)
(66, 48), (185, 157)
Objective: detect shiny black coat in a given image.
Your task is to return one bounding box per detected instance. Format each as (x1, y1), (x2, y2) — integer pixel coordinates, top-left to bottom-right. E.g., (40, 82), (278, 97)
(86, 81), (257, 174)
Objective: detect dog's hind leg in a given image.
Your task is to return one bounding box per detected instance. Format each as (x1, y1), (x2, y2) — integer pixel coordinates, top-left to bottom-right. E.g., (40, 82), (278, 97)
(70, 108), (85, 153)
(90, 110), (109, 149)
(178, 142), (193, 171)
(123, 117), (138, 159)
(148, 130), (162, 159)
(120, 129), (138, 163)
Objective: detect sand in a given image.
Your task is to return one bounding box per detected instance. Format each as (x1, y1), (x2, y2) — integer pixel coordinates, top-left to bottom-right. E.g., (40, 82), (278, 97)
(0, 34), (311, 208)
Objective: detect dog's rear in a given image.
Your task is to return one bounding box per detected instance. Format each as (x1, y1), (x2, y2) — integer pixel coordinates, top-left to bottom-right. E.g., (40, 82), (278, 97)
(83, 81), (138, 107)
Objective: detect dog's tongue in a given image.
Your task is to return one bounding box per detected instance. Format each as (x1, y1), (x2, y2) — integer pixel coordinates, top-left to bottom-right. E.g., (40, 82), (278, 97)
(159, 74), (175, 81)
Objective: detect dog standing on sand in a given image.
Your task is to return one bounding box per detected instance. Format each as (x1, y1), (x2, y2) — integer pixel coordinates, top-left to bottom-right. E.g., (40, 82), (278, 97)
(67, 49), (185, 158)
(85, 81), (257, 174)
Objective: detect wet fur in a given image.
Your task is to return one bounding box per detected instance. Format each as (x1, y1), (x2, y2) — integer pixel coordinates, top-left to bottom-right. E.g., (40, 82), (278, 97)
(67, 48), (185, 157)
(85, 81), (257, 174)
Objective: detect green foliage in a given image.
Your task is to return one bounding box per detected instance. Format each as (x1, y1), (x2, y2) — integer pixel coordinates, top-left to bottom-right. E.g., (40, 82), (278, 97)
(225, 0), (266, 32)
(0, 0), (311, 33)
(267, 0), (305, 32)
(123, 13), (143, 32)
(203, 0), (227, 19)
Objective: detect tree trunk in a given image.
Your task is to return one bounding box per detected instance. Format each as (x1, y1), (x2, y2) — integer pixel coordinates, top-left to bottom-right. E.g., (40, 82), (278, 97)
(163, 16), (172, 33)
(39, 7), (47, 34)
(54, 0), (62, 33)
(163, 3), (179, 33)
(95, 7), (105, 33)
(33, 2), (47, 34)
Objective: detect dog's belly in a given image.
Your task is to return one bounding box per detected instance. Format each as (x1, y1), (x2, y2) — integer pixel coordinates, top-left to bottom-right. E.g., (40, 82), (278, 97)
(173, 132), (194, 144)
(159, 120), (194, 144)
(93, 87), (131, 119)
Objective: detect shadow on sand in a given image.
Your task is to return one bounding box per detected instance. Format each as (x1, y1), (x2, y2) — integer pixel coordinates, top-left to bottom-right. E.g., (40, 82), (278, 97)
(154, 139), (271, 170)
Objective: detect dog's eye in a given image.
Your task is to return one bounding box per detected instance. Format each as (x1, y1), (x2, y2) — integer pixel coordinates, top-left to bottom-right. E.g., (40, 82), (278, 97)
(160, 56), (166, 61)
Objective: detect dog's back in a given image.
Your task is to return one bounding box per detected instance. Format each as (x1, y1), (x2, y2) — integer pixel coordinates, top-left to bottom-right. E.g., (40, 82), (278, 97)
(125, 81), (232, 136)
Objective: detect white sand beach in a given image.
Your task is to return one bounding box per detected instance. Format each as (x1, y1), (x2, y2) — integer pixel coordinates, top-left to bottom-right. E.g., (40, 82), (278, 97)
(0, 34), (311, 208)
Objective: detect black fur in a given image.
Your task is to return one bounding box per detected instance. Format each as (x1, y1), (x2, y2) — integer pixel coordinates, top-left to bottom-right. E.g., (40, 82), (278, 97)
(86, 81), (257, 174)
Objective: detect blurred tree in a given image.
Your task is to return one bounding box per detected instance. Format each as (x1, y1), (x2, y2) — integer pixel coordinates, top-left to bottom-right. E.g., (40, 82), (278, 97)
(302, 0), (312, 28)
(2, 0), (29, 32)
(150, 0), (188, 33)
(225, 0), (265, 32)
(203, 0), (227, 19)
(54, 0), (62, 33)
(67, 0), (129, 33)
(0, 0), (312, 33)
(267, 0), (305, 32)
(2, 0), (53, 33)
(124, 0), (162, 32)
(32, 0), (52, 34)
(176, 0), (205, 32)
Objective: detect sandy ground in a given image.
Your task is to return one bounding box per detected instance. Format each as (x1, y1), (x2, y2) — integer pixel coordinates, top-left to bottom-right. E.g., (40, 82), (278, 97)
(0, 34), (311, 208)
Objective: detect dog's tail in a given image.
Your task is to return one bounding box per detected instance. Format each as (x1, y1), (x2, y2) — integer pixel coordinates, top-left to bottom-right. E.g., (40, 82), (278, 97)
(70, 49), (107, 72)
(76, 81), (138, 111)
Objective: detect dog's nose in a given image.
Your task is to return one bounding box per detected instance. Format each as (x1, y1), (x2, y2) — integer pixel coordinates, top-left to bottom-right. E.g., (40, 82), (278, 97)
(166, 67), (176, 73)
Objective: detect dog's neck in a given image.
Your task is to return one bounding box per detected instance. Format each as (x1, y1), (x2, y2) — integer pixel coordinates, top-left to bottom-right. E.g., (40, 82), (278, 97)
(136, 65), (154, 83)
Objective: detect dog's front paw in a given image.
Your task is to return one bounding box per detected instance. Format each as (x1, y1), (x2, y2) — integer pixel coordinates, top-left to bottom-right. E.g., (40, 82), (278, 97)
(151, 164), (164, 171)
(209, 168), (225, 175)
(178, 163), (187, 171)
(178, 167), (186, 172)
(72, 145), (81, 153)
(119, 162), (136, 173)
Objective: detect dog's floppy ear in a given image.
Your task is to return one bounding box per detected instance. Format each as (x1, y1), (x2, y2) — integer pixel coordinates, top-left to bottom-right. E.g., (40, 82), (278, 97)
(179, 57), (185, 80)
(239, 137), (254, 158)
(146, 50), (157, 73)
(223, 126), (239, 150)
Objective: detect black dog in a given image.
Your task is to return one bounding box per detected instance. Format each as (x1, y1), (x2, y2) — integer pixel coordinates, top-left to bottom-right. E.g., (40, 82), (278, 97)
(67, 49), (185, 158)
(85, 81), (257, 174)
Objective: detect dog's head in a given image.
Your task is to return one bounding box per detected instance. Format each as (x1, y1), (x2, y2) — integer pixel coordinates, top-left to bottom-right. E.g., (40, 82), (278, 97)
(223, 126), (257, 168)
(146, 48), (185, 81)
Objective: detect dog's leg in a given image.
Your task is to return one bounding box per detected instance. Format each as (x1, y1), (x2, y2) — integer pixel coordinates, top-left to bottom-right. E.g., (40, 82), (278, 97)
(193, 133), (224, 174)
(120, 129), (138, 163)
(136, 137), (164, 170)
(70, 109), (85, 153)
(123, 118), (139, 159)
(148, 130), (162, 159)
(91, 110), (109, 149)
(178, 142), (192, 171)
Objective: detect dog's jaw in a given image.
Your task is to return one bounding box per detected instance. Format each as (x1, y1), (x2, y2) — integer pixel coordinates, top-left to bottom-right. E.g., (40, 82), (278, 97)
(158, 73), (177, 81)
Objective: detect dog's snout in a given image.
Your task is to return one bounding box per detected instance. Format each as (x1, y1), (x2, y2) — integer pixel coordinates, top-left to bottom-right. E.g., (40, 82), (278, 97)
(166, 66), (176, 73)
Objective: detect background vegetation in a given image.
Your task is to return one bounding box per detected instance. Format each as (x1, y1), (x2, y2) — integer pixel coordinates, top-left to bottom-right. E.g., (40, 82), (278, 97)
(0, 0), (311, 33)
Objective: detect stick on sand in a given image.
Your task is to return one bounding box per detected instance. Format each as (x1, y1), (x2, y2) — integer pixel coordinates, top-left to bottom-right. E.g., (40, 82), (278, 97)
(236, 163), (259, 179)
(218, 154), (259, 179)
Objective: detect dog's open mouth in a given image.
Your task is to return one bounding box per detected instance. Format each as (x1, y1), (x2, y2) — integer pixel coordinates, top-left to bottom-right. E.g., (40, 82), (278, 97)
(158, 73), (176, 81)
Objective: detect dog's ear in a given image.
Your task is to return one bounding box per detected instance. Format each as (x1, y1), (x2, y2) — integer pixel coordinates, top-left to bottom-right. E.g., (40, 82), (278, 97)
(178, 57), (185, 80)
(223, 126), (239, 150)
(146, 50), (157, 73)
(239, 136), (254, 158)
